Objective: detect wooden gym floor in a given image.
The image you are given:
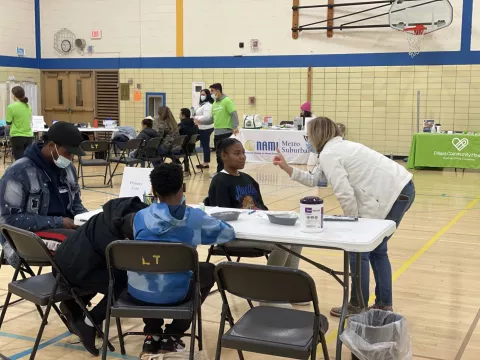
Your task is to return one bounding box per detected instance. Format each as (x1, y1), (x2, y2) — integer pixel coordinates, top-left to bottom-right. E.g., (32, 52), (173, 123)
(0, 159), (479, 360)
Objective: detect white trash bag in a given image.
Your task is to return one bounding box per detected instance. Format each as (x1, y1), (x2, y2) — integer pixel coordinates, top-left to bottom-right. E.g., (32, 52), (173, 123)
(340, 309), (412, 360)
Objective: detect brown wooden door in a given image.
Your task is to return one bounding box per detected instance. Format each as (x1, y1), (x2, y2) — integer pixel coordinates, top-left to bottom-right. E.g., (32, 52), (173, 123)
(42, 71), (95, 125)
(69, 71), (94, 125)
(43, 71), (71, 124)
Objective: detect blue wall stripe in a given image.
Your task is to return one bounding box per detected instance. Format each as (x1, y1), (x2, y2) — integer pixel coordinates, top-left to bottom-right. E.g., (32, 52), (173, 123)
(34, 0), (41, 66)
(0, 56), (38, 69)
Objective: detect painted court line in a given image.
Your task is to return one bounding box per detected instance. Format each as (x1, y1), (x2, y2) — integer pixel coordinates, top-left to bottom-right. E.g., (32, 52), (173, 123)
(0, 331), (137, 360)
(322, 195), (480, 348)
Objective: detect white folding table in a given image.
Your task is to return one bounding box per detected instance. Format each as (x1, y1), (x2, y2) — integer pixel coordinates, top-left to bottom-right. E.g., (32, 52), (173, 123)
(74, 207), (396, 359)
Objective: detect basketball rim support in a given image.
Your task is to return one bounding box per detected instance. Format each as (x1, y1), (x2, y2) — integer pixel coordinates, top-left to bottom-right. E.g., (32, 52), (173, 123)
(291, 0), (443, 38)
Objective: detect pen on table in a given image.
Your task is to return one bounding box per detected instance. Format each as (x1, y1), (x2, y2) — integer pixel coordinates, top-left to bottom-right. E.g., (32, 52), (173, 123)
(248, 210), (256, 215)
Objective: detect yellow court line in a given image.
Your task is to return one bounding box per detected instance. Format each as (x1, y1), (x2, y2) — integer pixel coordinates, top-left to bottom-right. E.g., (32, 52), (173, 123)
(176, 0), (184, 57)
(322, 195), (480, 347)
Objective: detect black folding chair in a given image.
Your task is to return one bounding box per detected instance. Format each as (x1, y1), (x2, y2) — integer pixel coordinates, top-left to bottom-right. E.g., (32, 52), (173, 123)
(184, 134), (203, 175)
(0, 225), (115, 359)
(0, 248), (45, 315)
(78, 141), (113, 188)
(102, 241), (203, 360)
(108, 138), (144, 184)
(165, 135), (188, 169)
(140, 137), (164, 167)
(202, 198), (271, 263)
(215, 262), (329, 360)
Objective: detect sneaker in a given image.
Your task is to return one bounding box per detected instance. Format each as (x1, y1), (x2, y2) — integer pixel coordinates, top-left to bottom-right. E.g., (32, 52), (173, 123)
(330, 304), (362, 318)
(369, 304), (394, 312)
(142, 336), (162, 355)
(160, 336), (186, 353)
(70, 317), (98, 356)
(59, 302), (77, 335)
(209, 172), (217, 178)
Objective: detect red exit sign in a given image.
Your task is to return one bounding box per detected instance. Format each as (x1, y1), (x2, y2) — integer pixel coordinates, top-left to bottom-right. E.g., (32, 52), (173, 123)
(91, 30), (102, 39)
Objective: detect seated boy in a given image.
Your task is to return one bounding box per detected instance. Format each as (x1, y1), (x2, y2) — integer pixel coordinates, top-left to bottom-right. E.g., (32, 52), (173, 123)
(129, 163), (235, 355)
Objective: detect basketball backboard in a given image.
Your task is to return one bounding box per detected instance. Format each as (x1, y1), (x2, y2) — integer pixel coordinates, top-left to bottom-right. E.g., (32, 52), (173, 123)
(389, 0), (453, 34)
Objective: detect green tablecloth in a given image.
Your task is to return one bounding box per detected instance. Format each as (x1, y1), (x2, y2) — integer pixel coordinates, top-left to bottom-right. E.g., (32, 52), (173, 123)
(407, 133), (480, 169)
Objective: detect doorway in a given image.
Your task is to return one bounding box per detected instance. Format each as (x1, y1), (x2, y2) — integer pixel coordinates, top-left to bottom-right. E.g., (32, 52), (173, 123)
(42, 71), (95, 125)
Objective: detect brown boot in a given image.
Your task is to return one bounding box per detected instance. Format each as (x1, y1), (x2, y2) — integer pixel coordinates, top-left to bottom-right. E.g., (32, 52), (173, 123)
(330, 303), (361, 318)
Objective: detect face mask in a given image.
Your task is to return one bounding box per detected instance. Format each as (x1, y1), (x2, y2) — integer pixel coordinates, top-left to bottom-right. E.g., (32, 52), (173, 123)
(51, 144), (71, 169)
(200, 95), (206, 102)
(305, 139), (318, 154)
(211, 93), (217, 100)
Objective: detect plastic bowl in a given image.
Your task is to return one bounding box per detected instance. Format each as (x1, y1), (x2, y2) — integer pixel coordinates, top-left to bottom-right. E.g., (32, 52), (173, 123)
(211, 211), (241, 221)
(267, 212), (298, 226)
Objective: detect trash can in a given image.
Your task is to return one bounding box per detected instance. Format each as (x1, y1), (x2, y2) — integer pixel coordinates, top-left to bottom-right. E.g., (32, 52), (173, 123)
(340, 309), (412, 360)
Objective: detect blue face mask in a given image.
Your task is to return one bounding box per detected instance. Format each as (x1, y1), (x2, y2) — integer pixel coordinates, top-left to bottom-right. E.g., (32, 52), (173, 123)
(305, 139), (318, 154)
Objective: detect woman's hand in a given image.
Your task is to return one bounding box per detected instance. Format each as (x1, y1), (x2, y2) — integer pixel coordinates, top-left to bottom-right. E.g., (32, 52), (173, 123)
(273, 148), (293, 177)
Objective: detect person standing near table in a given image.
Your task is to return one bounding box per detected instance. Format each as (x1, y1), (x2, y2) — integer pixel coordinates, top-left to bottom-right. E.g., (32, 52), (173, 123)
(200, 83), (239, 176)
(6, 86), (34, 160)
(273, 116), (415, 316)
(193, 89), (214, 169)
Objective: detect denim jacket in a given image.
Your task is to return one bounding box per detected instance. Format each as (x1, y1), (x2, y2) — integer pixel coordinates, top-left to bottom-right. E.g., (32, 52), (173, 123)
(0, 151), (87, 264)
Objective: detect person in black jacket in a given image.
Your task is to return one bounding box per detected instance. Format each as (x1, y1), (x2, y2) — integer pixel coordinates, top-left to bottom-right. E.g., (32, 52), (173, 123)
(55, 196), (148, 356)
(129, 117), (159, 167)
(178, 108), (199, 175)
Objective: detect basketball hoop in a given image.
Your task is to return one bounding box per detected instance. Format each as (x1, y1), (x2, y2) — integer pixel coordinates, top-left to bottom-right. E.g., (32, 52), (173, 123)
(403, 24), (426, 58)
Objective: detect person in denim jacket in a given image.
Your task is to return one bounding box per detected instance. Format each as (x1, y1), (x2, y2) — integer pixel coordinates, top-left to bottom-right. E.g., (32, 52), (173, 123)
(0, 122), (88, 266)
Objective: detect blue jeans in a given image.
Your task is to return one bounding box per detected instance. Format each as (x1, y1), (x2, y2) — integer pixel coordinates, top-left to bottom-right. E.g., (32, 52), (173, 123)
(199, 128), (213, 163)
(350, 180), (415, 307)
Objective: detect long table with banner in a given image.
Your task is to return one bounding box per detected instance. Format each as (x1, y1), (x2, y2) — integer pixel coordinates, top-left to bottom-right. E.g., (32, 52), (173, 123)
(236, 128), (316, 165)
(407, 133), (480, 169)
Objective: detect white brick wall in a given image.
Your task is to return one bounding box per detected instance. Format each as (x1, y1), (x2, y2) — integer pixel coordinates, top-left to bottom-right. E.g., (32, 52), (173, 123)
(0, 0), (36, 58)
(40, 0), (176, 58)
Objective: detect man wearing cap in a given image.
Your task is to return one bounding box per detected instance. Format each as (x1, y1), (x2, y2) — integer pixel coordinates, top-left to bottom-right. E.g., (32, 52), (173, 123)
(0, 121), (88, 266)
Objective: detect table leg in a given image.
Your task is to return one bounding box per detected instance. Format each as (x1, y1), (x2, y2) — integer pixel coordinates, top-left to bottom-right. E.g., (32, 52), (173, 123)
(336, 251), (349, 360)
(355, 252), (366, 310)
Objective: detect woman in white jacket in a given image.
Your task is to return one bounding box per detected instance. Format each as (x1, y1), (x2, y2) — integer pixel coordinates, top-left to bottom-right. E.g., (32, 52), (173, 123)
(273, 117), (415, 316)
(194, 89), (214, 169)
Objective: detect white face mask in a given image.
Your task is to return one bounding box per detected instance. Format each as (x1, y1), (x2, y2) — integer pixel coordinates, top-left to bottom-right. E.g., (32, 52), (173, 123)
(211, 93), (217, 100)
(51, 144), (71, 169)
(200, 95), (206, 102)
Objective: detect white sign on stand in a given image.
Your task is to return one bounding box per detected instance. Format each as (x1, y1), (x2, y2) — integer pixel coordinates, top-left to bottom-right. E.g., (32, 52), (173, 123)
(119, 167), (153, 199)
(31, 116), (45, 131)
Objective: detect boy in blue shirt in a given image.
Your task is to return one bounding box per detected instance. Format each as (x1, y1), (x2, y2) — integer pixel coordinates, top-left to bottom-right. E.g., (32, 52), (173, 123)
(129, 163), (235, 355)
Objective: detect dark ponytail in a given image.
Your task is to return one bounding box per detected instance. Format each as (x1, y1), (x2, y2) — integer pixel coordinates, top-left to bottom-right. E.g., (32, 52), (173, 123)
(216, 138), (241, 158)
(11, 86), (28, 104)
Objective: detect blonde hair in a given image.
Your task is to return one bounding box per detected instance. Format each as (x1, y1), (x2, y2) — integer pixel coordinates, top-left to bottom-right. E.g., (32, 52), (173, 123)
(156, 106), (178, 131)
(307, 117), (342, 152)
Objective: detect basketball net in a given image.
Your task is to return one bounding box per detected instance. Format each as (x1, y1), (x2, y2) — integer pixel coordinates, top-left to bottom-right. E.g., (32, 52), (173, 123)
(403, 24), (426, 58)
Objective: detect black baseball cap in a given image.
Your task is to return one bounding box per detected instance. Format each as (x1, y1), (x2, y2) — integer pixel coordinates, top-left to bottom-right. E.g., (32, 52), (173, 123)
(47, 121), (86, 156)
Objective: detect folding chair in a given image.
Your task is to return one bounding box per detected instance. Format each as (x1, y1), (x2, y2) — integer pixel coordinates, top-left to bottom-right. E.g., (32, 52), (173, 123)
(184, 134), (203, 175)
(165, 135), (188, 169)
(0, 225), (114, 359)
(108, 138), (144, 185)
(215, 262), (329, 360)
(77, 141), (113, 189)
(1, 136), (12, 165)
(140, 137), (164, 167)
(102, 241), (203, 360)
(0, 247), (45, 314)
(202, 198), (271, 263)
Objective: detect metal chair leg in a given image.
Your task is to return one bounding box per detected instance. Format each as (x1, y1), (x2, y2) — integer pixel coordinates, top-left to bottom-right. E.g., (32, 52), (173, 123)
(115, 318), (126, 355)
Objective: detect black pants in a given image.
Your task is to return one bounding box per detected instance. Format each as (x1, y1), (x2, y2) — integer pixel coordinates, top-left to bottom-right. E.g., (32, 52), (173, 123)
(11, 136), (33, 160)
(142, 262), (215, 336)
(61, 270), (127, 325)
(214, 133), (232, 173)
